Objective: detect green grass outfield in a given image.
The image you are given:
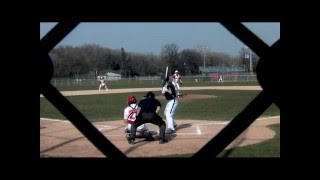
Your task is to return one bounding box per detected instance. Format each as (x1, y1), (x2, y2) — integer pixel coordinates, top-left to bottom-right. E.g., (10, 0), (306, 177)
(53, 80), (259, 91)
(40, 89), (279, 122)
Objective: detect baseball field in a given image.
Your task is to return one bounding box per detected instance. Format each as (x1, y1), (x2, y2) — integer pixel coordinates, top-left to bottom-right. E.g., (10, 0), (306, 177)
(40, 81), (280, 158)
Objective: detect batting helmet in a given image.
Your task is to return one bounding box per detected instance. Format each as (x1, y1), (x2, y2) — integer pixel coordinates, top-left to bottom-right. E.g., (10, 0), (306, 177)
(175, 70), (178, 73)
(127, 96), (137, 105)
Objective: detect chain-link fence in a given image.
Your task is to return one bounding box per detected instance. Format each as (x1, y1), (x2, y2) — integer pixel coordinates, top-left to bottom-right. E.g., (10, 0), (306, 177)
(51, 73), (257, 87)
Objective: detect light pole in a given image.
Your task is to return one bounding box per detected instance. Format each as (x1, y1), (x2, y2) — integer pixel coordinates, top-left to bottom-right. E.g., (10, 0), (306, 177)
(201, 45), (208, 68)
(249, 49), (253, 73)
(204, 53), (206, 68)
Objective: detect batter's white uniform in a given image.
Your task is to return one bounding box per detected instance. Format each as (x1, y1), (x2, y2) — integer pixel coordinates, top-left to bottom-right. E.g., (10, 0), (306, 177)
(172, 72), (181, 96)
(123, 103), (148, 132)
(162, 82), (178, 131)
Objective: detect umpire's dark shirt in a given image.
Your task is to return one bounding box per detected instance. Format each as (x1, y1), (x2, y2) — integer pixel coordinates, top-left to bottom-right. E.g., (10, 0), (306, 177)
(138, 98), (161, 113)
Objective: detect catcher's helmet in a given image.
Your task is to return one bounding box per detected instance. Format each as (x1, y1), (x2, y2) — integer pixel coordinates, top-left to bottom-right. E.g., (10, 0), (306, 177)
(127, 96), (137, 105)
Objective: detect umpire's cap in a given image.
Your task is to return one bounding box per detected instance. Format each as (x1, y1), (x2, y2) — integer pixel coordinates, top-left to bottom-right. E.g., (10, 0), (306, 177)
(144, 91), (155, 98)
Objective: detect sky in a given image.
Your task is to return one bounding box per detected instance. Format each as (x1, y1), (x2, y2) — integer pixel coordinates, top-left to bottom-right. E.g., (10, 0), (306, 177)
(40, 22), (280, 56)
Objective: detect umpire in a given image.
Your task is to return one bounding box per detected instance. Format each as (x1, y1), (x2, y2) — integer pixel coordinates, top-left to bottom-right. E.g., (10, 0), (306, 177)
(127, 91), (168, 144)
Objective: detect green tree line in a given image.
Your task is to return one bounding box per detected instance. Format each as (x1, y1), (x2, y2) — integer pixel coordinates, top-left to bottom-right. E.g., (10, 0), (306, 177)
(49, 43), (258, 78)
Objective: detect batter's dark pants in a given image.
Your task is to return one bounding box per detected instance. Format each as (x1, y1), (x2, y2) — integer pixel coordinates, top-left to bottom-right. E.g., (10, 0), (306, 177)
(129, 112), (166, 140)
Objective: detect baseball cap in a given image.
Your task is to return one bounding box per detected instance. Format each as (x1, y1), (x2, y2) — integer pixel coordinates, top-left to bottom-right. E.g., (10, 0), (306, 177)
(144, 91), (155, 98)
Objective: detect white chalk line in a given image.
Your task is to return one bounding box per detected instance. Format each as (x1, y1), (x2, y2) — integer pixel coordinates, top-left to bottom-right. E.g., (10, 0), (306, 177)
(95, 125), (114, 129)
(40, 118), (199, 136)
(192, 116), (280, 126)
(41, 115), (279, 136)
(40, 118), (70, 123)
(256, 116), (280, 120)
(41, 117), (117, 130)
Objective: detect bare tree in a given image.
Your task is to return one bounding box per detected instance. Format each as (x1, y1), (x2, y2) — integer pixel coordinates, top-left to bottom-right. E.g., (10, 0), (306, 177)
(160, 43), (180, 75)
(179, 49), (202, 75)
(120, 48), (128, 74)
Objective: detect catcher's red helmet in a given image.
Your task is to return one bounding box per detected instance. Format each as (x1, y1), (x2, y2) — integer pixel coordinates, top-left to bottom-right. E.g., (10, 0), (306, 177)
(127, 96), (137, 105)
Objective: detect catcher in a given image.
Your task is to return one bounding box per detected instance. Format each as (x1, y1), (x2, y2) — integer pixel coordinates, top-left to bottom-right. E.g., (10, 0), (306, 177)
(123, 96), (153, 140)
(126, 92), (168, 144)
(172, 70), (182, 97)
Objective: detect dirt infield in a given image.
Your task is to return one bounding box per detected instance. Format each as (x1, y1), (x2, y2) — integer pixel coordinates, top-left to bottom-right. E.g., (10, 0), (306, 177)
(40, 117), (279, 157)
(40, 86), (280, 157)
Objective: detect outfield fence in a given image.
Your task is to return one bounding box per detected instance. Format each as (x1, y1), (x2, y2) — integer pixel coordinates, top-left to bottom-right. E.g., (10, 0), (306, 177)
(51, 73), (257, 87)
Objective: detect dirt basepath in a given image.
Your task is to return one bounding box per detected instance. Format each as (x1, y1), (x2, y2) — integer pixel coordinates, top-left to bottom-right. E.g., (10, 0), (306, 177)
(40, 86), (280, 157)
(40, 86), (262, 97)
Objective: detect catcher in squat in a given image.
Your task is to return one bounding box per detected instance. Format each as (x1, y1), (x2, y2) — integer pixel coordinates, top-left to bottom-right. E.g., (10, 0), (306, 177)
(127, 91), (168, 144)
(123, 96), (153, 140)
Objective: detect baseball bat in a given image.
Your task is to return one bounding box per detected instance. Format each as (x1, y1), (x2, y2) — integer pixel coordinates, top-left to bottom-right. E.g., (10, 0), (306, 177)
(161, 66), (169, 87)
(165, 66), (168, 80)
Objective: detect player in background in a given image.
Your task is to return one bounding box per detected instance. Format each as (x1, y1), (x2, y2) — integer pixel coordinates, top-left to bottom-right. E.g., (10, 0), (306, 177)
(218, 74), (223, 83)
(99, 76), (109, 91)
(172, 70), (182, 97)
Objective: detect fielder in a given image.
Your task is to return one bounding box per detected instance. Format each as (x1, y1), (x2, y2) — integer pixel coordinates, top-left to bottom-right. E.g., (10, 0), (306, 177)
(172, 70), (182, 97)
(123, 96), (153, 139)
(218, 74), (223, 83)
(98, 76), (109, 91)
